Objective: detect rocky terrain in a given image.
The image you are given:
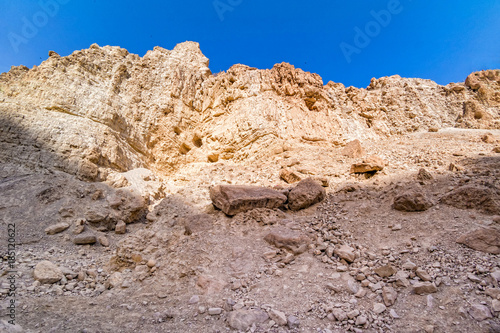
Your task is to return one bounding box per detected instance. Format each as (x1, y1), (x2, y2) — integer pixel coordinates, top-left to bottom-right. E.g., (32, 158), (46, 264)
(0, 41), (499, 333)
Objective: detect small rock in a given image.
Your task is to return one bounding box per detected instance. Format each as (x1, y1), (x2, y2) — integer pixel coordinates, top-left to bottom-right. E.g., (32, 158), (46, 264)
(264, 227), (310, 255)
(287, 315), (300, 329)
(393, 190), (433, 212)
(269, 309), (287, 326)
(413, 282), (437, 295)
(97, 236), (109, 247)
(334, 244), (356, 263)
(33, 261), (63, 284)
(374, 265), (397, 277)
(355, 315), (367, 326)
(382, 287), (398, 306)
(208, 308), (223, 315)
(189, 295), (200, 304)
(342, 140), (365, 158)
(469, 304), (492, 321)
(373, 303), (386, 314)
(456, 228), (500, 254)
(481, 133), (495, 143)
(73, 233), (97, 245)
(350, 155), (385, 173)
(491, 300), (500, 312)
(45, 222), (70, 235)
(147, 259), (157, 268)
(332, 308), (347, 321)
(279, 169), (302, 184)
(389, 309), (400, 319)
(416, 268), (432, 281)
(107, 272), (123, 288)
(115, 221), (126, 234)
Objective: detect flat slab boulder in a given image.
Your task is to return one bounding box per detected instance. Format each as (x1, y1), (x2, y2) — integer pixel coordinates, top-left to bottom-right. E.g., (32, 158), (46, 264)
(457, 227), (500, 254)
(210, 185), (287, 216)
(264, 227), (310, 254)
(287, 178), (326, 211)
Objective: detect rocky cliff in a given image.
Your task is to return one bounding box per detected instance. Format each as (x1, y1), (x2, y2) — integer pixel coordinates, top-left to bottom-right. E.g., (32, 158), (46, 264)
(1, 41), (499, 182)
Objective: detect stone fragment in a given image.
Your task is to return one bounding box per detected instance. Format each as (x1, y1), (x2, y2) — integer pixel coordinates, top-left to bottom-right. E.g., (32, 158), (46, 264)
(492, 300), (500, 312)
(382, 287), (398, 306)
(115, 221), (127, 234)
(481, 133), (495, 143)
(342, 140), (365, 158)
(468, 304), (492, 321)
(98, 235), (110, 247)
(332, 308), (347, 321)
(350, 155), (385, 173)
(33, 261), (63, 284)
(355, 315), (367, 326)
(227, 309), (269, 331)
(188, 295), (200, 304)
(491, 270), (500, 282)
(208, 308), (223, 315)
(269, 309), (287, 326)
(374, 265), (397, 277)
(413, 282), (437, 295)
(456, 228), (500, 254)
(264, 227), (310, 254)
(373, 303), (386, 314)
(279, 169), (301, 184)
(287, 178), (326, 211)
(107, 272), (123, 288)
(334, 244), (356, 263)
(73, 233), (97, 245)
(393, 190), (433, 212)
(416, 268), (432, 281)
(417, 168), (434, 181)
(287, 315), (300, 329)
(210, 185), (287, 216)
(45, 222), (70, 235)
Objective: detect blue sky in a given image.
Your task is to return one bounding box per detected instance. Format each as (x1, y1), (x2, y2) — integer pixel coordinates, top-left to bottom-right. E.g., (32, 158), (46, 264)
(0, 0), (499, 88)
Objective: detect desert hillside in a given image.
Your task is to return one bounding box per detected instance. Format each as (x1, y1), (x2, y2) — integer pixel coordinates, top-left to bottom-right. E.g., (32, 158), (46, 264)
(0, 42), (499, 333)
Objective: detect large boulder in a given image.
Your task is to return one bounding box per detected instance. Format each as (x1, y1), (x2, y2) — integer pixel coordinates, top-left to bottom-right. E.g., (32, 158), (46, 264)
(440, 185), (500, 215)
(287, 178), (326, 211)
(456, 228), (500, 254)
(393, 190), (434, 212)
(210, 185), (287, 216)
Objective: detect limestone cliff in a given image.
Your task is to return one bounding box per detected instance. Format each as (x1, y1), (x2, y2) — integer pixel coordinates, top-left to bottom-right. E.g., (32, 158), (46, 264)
(0, 41), (498, 181)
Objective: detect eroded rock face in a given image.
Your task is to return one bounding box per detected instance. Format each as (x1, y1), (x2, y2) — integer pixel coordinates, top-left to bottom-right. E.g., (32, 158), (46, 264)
(1, 42), (499, 182)
(210, 185), (287, 216)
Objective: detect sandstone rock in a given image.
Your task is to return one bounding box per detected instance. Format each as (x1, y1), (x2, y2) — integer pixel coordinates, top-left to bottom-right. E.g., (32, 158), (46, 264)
(264, 227), (310, 254)
(416, 268), (432, 281)
(417, 168), (434, 181)
(468, 304), (492, 321)
(331, 308), (347, 321)
(334, 244), (356, 263)
(33, 261), (63, 284)
(382, 287), (398, 306)
(493, 146), (500, 153)
(374, 265), (397, 277)
(107, 272), (123, 288)
(107, 189), (147, 224)
(44, 222), (70, 235)
(440, 185), (500, 215)
(208, 308), (223, 315)
(492, 300), (500, 313)
(98, 235), (110, 247)
(350, 155), (385, 173)
(355, 315), (367, 326)
(342, 140), (365, 158)
(413, 282), (438, 295)
(287, 315), (300, 329)
(269, 309), (287, 326)
(279, 169), (301, 184)
(227, 309), (269, 331)
(115, 221), (127, 234)
(456, 228), (500, 254)
(373, 303), (387, 314)
(393, 190), (433, 212)
(210, 185), (287, 216)
(287, 177), (326, 211)
(73, 233), (97, 245)
(482, 133), (495, 143)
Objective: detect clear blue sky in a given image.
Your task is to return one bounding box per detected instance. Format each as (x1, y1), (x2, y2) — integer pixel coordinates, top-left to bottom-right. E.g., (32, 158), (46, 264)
(0, 0), (499, 88)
